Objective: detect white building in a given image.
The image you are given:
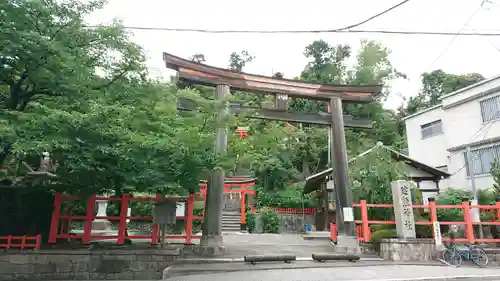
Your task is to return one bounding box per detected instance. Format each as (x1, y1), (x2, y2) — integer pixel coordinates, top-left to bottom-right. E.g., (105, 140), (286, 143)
(404, 74), (500, 191)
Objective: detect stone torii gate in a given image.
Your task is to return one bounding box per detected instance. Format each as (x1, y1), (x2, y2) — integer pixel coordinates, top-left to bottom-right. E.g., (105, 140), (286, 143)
(163, 53), (382, 254)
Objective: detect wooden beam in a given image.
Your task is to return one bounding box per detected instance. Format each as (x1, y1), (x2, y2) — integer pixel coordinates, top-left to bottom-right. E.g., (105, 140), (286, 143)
(177, 98), (372, 128)
(164, 52), (383, 103)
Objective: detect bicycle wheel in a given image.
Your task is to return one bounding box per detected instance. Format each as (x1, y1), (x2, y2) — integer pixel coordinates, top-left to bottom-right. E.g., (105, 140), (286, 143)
(442, 248), (462, 267)
(470, 247), (489, 267)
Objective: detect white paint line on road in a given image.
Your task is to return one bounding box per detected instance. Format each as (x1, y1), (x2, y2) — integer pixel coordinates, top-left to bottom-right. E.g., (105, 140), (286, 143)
(373, 274), (500, 281)
(180, 256), (384, 263)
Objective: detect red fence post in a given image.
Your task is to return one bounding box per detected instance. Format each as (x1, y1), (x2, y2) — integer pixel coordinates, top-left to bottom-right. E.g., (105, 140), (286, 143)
(240, 191), (246, 230)
(185, 194), (194, 245)
(360, 200), (370, 242)
(117, 194), (130, 245)
(151, 193), (160, 245)
(82, 194), (96, 245)
(21, 235), (26, 249)
(6, 235), (11, 249)
(48, 192), (62, 244)
(35, 234), (41, 249)
(496, 197), (500, 222)
(428, 198), (438, 239)
(330, 223), (337, 242)
(462, 199), (475, 244)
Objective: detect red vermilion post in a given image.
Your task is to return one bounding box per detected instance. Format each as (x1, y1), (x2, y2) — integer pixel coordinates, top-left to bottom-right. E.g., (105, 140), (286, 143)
(360, 200), (370, 242)
(117, 194), (130, 245)
(428, 198), (438, 239)
(21, 235), (26, 249)
(185, 194), (195, 245)
(240, 191), (246, 230)
(496, 197), (500, 222)
(82, 194), (97, 245)
(7, 235), (11, 248)
(330, 223), (337, 242)
(462, 199), (475, 244)
(35, 234), (41, 249)
(48, 192), (63, 244)
(151, 193), (160, 245)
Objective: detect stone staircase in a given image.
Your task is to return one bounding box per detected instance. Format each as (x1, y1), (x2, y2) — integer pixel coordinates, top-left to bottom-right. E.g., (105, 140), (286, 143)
(222, 211), (241, 232)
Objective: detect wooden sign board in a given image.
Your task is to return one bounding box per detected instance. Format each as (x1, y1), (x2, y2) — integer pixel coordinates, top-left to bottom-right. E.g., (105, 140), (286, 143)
(153, 201), (177, 225)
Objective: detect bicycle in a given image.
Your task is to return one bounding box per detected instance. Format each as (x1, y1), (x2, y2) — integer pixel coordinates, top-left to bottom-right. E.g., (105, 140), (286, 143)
(442, 243), (489, 267)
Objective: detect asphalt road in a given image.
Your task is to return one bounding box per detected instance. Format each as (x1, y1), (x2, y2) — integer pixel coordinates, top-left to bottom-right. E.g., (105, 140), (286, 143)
(163, 264), (500, 281)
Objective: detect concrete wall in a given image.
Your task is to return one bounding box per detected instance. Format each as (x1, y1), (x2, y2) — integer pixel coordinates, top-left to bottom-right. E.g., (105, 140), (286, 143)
(278, 214), (314, 233)
(0, 248), (179, 280)
(379, 238), (437, 262)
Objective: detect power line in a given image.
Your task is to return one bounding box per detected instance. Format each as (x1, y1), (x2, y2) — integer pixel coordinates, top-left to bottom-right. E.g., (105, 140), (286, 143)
(86, 25), (500, 36)
(424, 2), (484, 71)
(334, 0), (413, 31)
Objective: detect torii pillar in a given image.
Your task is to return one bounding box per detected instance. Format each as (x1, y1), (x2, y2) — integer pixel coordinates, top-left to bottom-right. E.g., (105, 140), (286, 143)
(330, 97), (359, 252)
(199, 84), (229, 254)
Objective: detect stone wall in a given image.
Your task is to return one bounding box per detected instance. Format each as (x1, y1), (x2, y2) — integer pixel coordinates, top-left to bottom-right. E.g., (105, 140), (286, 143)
(379, 238), (437, 262)
(0, 248), (179, 280)
(278, 214), (314, 233)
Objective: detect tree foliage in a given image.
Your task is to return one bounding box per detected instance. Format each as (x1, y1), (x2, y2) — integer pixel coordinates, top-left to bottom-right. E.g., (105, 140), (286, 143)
(399, 70), (485, 117)
(1, 0), (215, 196)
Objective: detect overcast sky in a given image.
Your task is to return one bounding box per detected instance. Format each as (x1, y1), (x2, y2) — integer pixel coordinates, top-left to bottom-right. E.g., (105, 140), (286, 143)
(86, 0), (500, 109)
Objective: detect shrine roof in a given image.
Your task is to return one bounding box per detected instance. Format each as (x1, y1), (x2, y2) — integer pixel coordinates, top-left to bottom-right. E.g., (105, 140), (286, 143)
(303, 143), (451, 194)
(199, 177), (256, 184)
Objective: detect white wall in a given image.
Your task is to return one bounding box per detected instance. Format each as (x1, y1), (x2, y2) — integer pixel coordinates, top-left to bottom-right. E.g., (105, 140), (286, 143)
(405, 76), (500, 192)
(405, 106), (448, 168)
(443, 92), (500, 149)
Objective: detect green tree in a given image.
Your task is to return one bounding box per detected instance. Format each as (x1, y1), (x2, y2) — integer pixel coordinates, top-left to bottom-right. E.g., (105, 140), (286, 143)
(228, 50), (254, 72)
(0, 0), (215, 196)
(400, 70), (485, 116)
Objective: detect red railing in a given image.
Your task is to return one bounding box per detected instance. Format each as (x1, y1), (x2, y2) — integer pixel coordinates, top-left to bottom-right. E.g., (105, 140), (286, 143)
(0, 234), (41, 249)
(330, 198), (500, 244)
(250, 207), (317, 215)
(48, 193), (202, 245)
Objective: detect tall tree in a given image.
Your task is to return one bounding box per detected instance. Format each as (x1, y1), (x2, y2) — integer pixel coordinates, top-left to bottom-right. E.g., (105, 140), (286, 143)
(400, 70), (485, 116)
(228, 50), (254, 72)
(0, 0), (215, 195)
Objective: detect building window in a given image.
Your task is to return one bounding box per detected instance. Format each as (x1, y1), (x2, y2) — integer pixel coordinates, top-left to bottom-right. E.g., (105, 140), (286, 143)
(420, 120), (443, 139)
(464, 144), (500, 176)
(436, 165), (448, 173)
(480, 95), (500, 123)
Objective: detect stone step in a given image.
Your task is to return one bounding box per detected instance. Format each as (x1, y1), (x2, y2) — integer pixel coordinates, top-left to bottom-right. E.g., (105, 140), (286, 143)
(222, 217), (240, 222)
(222, 211), (240, 216)
(222, 225), (241, 230)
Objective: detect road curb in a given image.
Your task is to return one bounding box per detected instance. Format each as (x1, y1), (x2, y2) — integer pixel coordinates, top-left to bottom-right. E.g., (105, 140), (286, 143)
(374, 275), (500, 281)
(163, 260), (451, 279)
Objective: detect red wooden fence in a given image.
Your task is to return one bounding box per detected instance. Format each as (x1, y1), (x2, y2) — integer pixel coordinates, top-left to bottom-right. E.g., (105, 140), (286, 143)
(48, 193), (201, 245)
(250, 207), (317, 215)
(330, 198), (500, 244)
(0, 235), (41, 249)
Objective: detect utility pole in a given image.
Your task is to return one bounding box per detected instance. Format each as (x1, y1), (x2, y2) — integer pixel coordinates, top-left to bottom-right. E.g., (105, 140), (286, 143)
(466, 146), (484, 241)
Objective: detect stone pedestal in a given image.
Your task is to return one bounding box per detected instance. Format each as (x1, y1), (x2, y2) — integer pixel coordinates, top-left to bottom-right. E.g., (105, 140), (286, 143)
(334, 235), (361, 254)
(379, 238), (437, 261)
(195, 234), (225, 256)
(92, 195), (112, 231)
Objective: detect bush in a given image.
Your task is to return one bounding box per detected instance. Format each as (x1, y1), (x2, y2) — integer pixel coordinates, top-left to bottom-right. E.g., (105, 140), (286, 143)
(255, 184), (316, 209)
(370, 228), (397, 253)
(261, 210), (279, 233)
(246, 211), (256, 233)
(0, 187), (53, 241)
